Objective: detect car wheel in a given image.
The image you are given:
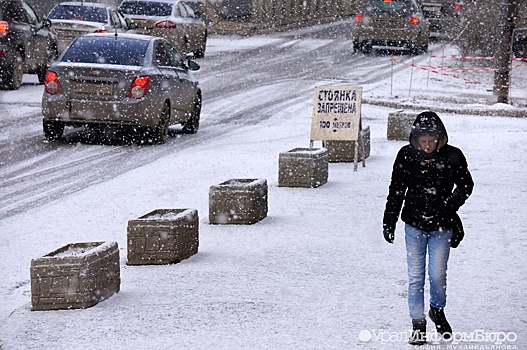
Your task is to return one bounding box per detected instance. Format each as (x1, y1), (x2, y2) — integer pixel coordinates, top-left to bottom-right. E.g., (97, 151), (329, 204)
(182, 94), (201, 134)
(194, 47), (205, 59)
(1, 51), (24, 90)
(150, 103), (170, 144)
(37, 46), (59, 84)
(360, 42), (372, 54)
(194, 36), (207, 58)
(43, 121), (64, 141)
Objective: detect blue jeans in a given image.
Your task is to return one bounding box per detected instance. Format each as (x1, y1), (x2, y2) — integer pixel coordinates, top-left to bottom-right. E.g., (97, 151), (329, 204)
(405, 224), (452, 320)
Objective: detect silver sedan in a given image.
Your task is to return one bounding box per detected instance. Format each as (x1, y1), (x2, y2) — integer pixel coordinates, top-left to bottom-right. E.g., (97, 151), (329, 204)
(42, 33), (202, 144)
(47, 2), (136, 54)
(119, 0), (207, 58)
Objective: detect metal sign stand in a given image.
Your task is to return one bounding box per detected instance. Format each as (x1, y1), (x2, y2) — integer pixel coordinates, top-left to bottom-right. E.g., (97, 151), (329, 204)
(353, 120), (367, 172)
(352, 133), (367, 171)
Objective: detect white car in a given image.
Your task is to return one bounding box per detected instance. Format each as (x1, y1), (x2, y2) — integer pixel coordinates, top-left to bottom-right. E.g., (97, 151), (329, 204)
(47, 2), (136, 53)
(119, 0), (207, 58)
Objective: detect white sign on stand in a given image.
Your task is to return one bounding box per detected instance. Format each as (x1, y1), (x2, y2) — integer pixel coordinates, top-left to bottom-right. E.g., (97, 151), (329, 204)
(310, 85), (366, 171)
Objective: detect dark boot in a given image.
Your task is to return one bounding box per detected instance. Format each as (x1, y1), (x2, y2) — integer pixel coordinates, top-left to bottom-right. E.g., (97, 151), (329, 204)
(408, 319), (427, 345)
(429, 306), (453, 340)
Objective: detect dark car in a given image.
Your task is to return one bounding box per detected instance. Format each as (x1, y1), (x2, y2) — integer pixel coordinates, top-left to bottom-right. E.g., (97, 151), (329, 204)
(0, 0), (58, 90)
(353, 0), (429, 54)
(419, 0), (464, 40)
(513, 28), (527, 58)
(42, 33), (202, 144)
(46, 2), (137, 54)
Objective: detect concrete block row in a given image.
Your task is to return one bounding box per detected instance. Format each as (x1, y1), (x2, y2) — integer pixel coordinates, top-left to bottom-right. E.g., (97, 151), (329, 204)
(323, 125), (371, 163)
(127, 209), (199, 265)
(31, 241), (120, 311)
(278, 147), (328, 188)
(209, 178), (268, 224)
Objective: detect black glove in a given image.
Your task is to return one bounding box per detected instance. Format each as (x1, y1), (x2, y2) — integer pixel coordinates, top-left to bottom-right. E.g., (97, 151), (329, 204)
(383, 227), (394, 244)
(450, 213), (464, 248)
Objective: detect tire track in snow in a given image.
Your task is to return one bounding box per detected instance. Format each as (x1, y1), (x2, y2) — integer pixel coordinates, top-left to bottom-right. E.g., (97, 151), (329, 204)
(0, 21), (426, 220)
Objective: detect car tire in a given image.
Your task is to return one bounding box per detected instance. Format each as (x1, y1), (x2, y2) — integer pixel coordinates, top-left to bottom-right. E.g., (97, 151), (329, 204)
(194, 35), (207, 58)
(43, 121), (64, 141)
(37, 46), (59, 84)
(194, 46), (205, 59)
(182, 94), (201, 134)
(150, 103), (170, 144)
(359, 41), (372, 54)
(1, 51), (24, 90)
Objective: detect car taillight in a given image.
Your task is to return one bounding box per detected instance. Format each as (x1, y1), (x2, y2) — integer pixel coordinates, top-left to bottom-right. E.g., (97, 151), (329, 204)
(45, 71), (61, 95)
(453, 3), (463, 10)
(155, 20), (177, 29)
(0, 21), (8, 38)
(409, 15), (419, 25)
(94, 29), (107, 33)
(127, 76), (151, 99)
(355, 13), (364, 23)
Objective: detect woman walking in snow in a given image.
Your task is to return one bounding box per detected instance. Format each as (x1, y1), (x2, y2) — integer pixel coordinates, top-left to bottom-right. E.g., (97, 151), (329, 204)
(382, 111), (474, 345)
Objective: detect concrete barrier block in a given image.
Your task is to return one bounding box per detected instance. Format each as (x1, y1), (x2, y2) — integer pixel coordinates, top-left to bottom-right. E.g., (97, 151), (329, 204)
(387, 110), (418, 141)
(324, 125), (371, 162)
(278, 147), (328, 188)
(127, 209), (199, 265)
(209, 178), (268, 224)
(31, 241), (120, 310)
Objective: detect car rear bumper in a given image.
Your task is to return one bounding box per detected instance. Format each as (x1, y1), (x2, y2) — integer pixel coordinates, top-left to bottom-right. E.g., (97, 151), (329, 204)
(353, 27), (426, 45)
(0, 45), (17, 65)
(42, 94), (165, 129)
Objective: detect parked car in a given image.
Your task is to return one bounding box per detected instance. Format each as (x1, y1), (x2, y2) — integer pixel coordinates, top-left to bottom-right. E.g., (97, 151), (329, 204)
(352, 0), (429, 55)
(0, 0), (58, 90)
(46, 2), (137, 54)
(419, 0), (464, 40)
(42, 33), (202, 144)
(118, 0), (207, 58)
(513, 27), (527, 58)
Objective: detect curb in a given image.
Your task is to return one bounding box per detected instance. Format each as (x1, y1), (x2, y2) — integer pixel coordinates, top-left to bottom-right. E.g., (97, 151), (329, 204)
(363, 98), (527, 118)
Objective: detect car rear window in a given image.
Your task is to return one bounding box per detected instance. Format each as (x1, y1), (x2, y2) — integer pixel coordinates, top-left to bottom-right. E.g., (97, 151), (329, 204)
(61, 37), (149, 66)
(119, 1), (173, 16)
(48, 5), (108, 23)
(365, 0), (414, 13)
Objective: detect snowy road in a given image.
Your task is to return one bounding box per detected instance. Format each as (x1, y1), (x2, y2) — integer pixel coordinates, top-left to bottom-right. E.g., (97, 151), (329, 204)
(0, 20), (452, 220)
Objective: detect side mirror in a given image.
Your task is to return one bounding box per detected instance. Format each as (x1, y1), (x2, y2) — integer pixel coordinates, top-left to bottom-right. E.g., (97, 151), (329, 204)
(125, 18), (137, 30)
(187, 60), (200, 71)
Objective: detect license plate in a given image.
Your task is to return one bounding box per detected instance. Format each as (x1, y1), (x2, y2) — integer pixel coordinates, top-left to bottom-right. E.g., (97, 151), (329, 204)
(75, 82), (113, 95)
(423, 5), (440, 12)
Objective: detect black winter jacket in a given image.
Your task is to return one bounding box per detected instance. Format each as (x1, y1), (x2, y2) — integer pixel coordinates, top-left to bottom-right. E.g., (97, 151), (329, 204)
(383, 112), (474, 234)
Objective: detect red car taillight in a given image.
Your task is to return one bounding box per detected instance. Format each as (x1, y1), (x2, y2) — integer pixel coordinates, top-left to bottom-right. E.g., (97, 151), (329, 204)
(45, 71), (62, 95)
(94, 29), (107, 33)
(409, 15), (419, 25)
(453, 3), (463, 11)
(0, 21), (9, 38)
(355, 13), (364, 23)
(127, 76), (151, 99)
(155, 20), (177, 29)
